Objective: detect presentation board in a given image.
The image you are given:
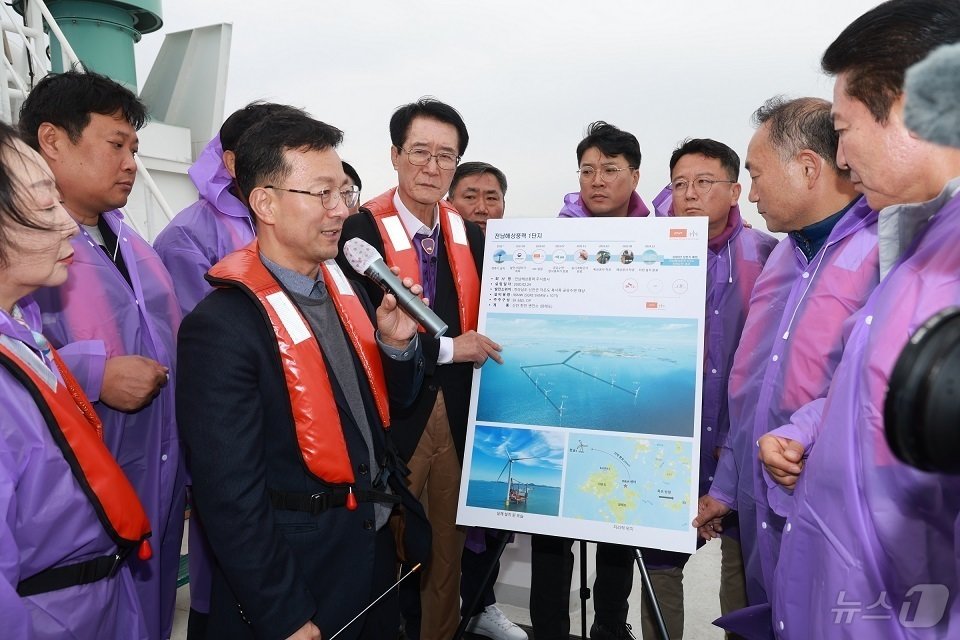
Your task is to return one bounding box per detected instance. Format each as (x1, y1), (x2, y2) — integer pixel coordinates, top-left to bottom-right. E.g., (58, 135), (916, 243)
(456, 216), (708, 553)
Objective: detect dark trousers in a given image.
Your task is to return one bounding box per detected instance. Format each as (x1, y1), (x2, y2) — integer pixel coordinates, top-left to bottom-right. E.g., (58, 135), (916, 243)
(355, 526), (401, 639)
(460, 531), (504, 617)
(530, 535), (634, 640)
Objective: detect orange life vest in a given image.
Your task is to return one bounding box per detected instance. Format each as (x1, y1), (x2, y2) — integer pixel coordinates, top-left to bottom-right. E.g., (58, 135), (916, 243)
(0, 342), (152, 555)
(363, 188), (480, 334)
(207, 241), (390, 484)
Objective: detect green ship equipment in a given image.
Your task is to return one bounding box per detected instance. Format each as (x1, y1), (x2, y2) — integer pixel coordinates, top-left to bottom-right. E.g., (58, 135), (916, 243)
(14, 0), (162, 89)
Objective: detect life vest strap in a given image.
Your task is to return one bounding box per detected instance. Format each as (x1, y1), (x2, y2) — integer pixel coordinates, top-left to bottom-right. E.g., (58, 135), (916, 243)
(16, 548), (130, 597)
(268, 488), (400, 515)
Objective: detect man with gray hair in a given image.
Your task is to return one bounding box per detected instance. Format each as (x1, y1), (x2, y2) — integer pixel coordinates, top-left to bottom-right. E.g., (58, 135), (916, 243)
(762, 1), (960, 636)
(692, 96), (879, 629)
(448, 161), (507, 234)
(448, 160), (527, 640)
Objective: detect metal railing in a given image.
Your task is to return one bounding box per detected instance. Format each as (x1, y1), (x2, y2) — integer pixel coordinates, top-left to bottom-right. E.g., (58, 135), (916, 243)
(0, 0), (176, 232)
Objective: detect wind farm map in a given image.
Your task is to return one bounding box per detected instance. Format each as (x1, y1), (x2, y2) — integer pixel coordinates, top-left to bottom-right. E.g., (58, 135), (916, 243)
(457, 217), (708, 553)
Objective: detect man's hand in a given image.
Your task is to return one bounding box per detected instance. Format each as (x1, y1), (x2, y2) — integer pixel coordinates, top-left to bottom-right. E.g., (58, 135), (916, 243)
(691, 495), (731, 541)
(285, 621), (321, 640)
(100, 355), (169, 412)
(452, 331), (503, 368)
(376, 269), (423, 349)
(758, 434), (805, 489)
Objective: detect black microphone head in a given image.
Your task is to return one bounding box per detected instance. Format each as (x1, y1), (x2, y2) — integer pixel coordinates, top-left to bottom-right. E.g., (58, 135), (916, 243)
(904, 42), (960, 149)
(342, 237), (381, 275)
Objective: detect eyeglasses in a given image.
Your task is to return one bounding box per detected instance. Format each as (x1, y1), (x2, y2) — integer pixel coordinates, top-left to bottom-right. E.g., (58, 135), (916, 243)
(577, 165), (636, 182)
(399, 147), (460, 170)
(263, 185), (361, 210)
(669, 178), (736, 195)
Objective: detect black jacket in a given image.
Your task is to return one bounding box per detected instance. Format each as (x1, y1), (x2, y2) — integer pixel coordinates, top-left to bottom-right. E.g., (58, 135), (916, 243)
(337, 208), (485, 462)
(176, 279), (428, 640)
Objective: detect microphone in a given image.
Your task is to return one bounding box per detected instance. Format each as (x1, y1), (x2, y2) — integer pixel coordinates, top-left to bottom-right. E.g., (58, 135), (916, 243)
(904, 42), (960, 149)
(342, 238), (448, 338)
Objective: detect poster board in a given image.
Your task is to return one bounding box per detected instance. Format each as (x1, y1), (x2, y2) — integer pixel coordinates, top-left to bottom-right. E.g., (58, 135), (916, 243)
(456, 216), (707, 553)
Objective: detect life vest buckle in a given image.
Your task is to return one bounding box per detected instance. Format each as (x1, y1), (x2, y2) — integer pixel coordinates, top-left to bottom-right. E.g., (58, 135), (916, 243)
(107, 552), (124, 577)
(309, 492), (331, 514)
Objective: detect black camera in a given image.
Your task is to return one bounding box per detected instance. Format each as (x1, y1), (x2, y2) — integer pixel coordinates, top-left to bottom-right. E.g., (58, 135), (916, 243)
(885, 307), (960, 474)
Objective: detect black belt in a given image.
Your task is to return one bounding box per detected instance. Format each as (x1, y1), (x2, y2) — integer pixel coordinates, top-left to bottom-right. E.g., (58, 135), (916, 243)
(17, 550), (128, 597)
(269, 488), (400, 515)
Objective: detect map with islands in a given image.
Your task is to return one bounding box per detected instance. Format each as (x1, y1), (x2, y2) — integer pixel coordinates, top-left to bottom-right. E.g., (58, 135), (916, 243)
(562, 434), (692, 530)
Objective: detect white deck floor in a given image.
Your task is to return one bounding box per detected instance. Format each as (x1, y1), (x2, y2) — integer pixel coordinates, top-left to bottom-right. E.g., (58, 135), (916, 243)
(171, 523), (726, 640)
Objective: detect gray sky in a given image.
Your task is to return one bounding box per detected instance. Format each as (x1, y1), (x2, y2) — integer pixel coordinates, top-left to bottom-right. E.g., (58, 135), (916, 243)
(134, 0), (880, 231)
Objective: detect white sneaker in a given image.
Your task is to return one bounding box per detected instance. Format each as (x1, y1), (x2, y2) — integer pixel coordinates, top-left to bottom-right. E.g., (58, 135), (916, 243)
(465, 605), (528, 640)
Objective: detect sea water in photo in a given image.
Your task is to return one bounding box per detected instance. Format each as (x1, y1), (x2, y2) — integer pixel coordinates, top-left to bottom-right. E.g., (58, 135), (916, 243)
(477, 313), (698, 436)
(466, 424), (564, 515)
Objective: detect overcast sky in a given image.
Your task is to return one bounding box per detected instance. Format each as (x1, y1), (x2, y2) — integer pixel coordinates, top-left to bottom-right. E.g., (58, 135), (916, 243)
(134, 0), (881, 231)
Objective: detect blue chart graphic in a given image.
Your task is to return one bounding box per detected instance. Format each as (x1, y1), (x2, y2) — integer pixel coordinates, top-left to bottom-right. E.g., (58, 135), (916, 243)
(477, 314), (698, 436)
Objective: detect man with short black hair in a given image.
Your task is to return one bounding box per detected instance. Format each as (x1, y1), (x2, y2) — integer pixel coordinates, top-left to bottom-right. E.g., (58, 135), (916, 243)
(338, 98), (501, 640)
(558, 121), (650, 219)
(177, 112), (427, 640)
(155, 100), (310, 639)
(530, 121), (651, 640)
(763, 2), (960, 636)
(155, 101), (308, 315)
(19, 70), (186, 640)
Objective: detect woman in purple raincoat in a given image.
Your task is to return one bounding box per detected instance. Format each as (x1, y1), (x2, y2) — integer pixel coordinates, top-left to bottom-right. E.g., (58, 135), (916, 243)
(0, 123), (149, 639)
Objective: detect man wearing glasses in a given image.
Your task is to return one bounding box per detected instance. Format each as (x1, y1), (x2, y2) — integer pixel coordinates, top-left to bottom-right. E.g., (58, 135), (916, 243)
(177, 112), (428, 640)
(155, 101), (310, 640)
(642, 139), (776, 639)
(531, 121), (651, 640)
(338, 98), (502, 640)
(558, 121), (651, 219)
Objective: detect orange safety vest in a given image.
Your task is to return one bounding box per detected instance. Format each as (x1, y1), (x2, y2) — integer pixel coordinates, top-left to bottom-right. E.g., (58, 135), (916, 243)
(0, 342), (152, 557)
(363, 188), (480, 334)
(208, 241), (390, 485)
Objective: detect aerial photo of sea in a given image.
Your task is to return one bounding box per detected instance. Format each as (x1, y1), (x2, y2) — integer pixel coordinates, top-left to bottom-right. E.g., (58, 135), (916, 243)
(476, 313), (699, 436)
(466, 424), (564, 515)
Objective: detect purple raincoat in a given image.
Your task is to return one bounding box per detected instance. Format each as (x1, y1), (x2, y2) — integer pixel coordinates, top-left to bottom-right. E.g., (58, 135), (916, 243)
(153, 135), (256, 315)
(709, 196), (879, 608)
(557, 191), (651, 218)
(0, 299), (148, 640)
(153, 135), (254, 615)
(772, 182), (960, 639)
(31, 210), (186, 640)
(653, 185), (777, 498)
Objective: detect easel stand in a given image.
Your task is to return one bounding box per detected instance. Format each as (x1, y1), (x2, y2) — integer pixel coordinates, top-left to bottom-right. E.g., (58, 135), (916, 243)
(451, 536), (670, 640)
(634, 547), (670, 640)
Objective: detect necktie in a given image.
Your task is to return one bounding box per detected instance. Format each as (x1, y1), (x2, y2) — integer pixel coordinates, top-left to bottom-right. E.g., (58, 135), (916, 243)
(413, 227), (439, 307)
